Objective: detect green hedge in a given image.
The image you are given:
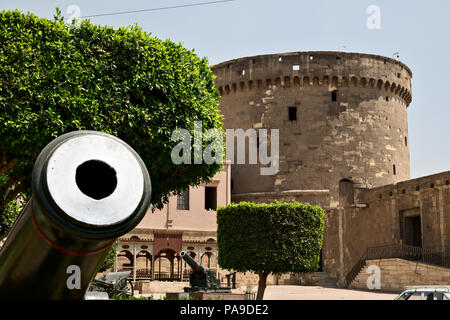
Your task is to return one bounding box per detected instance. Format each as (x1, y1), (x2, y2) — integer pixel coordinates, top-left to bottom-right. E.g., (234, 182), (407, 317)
(217, 201), (325, 274)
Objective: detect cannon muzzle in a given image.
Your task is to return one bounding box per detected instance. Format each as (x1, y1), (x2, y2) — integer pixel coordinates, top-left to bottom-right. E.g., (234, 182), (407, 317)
(0, 131), (152, 299)
(180, 250), (206, 278)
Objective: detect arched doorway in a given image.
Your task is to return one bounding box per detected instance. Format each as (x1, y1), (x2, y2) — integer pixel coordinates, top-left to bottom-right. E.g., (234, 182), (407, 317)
(117, 250), (133, 274)
(201, 252), (214, 269)
(201, 251), (218, 274)
(154, 248), (181, 281)
(136, 250), (152, 279)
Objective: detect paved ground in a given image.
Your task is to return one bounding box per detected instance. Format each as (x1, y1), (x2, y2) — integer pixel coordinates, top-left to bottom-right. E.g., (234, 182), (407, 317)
(135, 285), (399, 300)
(262, 285), (398, 300)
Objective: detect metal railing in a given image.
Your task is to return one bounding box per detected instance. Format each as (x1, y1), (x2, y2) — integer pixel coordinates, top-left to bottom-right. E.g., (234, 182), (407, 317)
(136, 268), (152, 279)
(118, 268), (184, 281)
(345, 244), (450, 287)
(153, 272), (182, 281)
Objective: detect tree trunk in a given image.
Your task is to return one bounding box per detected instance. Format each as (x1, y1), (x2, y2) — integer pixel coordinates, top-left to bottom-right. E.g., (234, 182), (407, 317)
(256, 271), (268, 300)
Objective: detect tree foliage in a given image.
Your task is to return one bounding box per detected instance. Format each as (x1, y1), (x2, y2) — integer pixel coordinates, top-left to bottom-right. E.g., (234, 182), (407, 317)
(217, 201), (325, 299)
(0, 197), (21, 239)
(0, 174), (28, 239)
(0, 9), (223, 214)
(98, 240), (119, 273)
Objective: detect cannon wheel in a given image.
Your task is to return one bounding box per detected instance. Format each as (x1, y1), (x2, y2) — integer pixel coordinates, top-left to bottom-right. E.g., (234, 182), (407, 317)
(115, 278), (134, 298)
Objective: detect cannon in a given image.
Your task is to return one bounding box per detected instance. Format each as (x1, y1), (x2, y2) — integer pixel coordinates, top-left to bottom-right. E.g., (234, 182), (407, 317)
(179, 251), (230, 293)
(0, 131), (151, 299)
(90, 271), (134, 298)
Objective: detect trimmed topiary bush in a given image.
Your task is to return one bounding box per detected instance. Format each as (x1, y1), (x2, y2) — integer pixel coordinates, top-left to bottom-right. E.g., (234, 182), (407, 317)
(217, 201), (325, 300)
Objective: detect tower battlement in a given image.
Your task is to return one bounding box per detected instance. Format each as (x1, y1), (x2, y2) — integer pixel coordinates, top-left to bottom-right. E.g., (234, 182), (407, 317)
(213, 51), (412, 106)
(212, 51), (413, 206)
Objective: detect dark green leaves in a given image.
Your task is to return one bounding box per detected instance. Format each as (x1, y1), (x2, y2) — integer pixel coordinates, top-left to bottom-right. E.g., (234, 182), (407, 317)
(217, 201), (325, 274)
(0, 10), (223, 209)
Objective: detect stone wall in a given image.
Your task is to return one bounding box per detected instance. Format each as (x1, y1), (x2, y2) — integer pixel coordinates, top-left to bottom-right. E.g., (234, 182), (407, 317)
(232, 189), (330, 209)
(323, 170), (450, 285)
(217, 268), (278, 287)
(212, 51), (412, 207)
(350, 258), (450, 292)
(136, 281), (187, 294)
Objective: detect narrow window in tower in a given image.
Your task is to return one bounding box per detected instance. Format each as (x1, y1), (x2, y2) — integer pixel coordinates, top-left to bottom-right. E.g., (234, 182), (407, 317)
(393, 165), (397, 175)
(386, 96), (389, 102)
(405, 136), (408, 146)
(288, 107), (297, 121)
(331, 90), (338, 102)
(252, 59), (256, 64)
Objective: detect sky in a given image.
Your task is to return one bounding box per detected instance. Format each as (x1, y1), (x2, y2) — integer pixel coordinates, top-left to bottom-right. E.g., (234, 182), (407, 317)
(1, 0), (449, 179)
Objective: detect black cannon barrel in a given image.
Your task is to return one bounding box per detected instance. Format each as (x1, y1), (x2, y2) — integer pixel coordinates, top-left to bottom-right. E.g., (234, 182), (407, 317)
(179, 250), (206, 277)
(0, 131), (152, 299)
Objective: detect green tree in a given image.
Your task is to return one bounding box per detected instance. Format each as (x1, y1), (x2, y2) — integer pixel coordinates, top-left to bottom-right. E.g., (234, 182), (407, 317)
(0, 197), (21, 240)
(217, 201), (325, 300)
(0, 9), (223, 237)
(0, 174), (28, 240)
(98, 240), (119, 273)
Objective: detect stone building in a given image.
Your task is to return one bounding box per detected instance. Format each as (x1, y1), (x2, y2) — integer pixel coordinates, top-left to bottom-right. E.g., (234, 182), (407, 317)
(325, 171), (450, 290)
(115, 162), (231, 286)
(211, 51), (450, 291)
(116, 51), (449, 292)
(212, 51), (412, 207)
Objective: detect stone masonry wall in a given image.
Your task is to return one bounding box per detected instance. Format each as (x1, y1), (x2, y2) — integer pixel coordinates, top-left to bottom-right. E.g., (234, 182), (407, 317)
(323, 170), (450, 285)
(212, 51), (412, 207)
(350, 258), (450, 292)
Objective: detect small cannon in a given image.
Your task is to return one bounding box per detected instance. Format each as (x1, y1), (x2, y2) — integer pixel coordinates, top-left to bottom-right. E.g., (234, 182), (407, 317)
(90, 271), (134, 298)
(179, 251), (230, 293)
(0, 131), (151, 299)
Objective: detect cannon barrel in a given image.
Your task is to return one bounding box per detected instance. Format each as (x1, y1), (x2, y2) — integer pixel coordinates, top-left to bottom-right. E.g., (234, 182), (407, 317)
(0, 131), (152, 299)
(179, 250), (206, 277)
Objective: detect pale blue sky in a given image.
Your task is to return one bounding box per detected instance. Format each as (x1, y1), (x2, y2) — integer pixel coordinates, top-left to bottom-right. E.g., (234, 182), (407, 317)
(1, 0), (449, 179)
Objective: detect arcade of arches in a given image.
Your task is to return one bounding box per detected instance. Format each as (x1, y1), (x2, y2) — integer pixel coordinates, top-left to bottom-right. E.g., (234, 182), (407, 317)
(115, 233), (218, 282)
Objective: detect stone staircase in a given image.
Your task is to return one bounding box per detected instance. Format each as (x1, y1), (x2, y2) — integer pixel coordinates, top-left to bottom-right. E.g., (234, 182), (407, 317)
(349, 258), (450, 292)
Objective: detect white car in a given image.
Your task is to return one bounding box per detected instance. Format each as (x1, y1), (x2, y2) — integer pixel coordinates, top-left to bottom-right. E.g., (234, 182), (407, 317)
(395, 286), (450, 300)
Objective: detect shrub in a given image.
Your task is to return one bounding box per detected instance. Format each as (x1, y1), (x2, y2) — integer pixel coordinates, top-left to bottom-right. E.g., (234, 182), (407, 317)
(217, 201), (325, 299)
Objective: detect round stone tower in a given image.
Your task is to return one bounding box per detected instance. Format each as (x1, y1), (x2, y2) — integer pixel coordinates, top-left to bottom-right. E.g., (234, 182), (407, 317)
(212, 51), (412, 207)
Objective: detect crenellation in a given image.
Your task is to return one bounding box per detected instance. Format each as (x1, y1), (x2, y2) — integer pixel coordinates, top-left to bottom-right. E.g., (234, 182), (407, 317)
(213, 51), (413, 203)
(216, 73), (411, 105)
(212, 50), (450, 289)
